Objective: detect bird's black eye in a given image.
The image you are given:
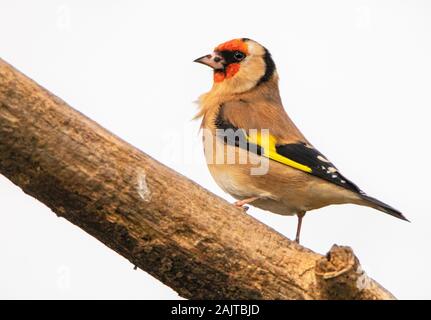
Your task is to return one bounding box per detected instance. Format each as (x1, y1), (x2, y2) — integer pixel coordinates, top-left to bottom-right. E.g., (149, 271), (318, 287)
(234, 51), (245, 61)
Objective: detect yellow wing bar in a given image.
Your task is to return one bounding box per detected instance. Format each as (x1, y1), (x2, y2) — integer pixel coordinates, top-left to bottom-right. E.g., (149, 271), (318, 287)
(246, 131), (312, 173)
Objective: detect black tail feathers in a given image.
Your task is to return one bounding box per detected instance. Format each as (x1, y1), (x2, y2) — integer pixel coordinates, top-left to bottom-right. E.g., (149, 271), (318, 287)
(360, 194), (409, 222)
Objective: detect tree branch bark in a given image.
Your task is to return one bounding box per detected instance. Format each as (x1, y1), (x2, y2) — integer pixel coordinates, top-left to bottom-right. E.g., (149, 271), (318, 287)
(0, 58), (395, 300)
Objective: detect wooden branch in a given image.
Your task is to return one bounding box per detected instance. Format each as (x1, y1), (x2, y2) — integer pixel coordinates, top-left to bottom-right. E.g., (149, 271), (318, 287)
(0, 58), (395, 300)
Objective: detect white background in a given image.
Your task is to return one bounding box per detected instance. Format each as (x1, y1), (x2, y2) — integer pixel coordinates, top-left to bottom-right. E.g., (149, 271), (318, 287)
(0, 0), (430, 299)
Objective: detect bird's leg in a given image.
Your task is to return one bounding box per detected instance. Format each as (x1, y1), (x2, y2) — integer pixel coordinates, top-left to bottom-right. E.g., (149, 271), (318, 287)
(295, 211), (306, 243)
(234, 197), (259, 211)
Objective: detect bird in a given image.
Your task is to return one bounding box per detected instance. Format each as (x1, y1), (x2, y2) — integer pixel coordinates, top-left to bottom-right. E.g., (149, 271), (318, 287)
(193, 38), (408, 243)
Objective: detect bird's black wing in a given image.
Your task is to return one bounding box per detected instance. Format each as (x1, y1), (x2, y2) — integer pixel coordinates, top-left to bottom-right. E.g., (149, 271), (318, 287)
(274, 142), (364, 194)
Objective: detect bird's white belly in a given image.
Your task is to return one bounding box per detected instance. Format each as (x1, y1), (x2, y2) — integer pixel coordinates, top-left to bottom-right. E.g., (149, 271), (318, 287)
(207, 163), (300, 216)
(210, 169), (265, 199)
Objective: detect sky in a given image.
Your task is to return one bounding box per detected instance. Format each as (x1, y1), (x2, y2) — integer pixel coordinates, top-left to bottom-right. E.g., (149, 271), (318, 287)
(0, 0), (430, 299)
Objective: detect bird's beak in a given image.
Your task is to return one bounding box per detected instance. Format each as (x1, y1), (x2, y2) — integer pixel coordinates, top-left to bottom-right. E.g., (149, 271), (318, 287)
(194, 52), (225, 70)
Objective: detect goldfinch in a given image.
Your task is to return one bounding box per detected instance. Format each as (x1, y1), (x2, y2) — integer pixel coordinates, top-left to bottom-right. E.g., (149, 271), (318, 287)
(194, 38), (408, 243)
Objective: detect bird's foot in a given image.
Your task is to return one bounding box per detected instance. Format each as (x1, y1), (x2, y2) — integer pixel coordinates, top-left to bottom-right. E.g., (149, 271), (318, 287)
(234, 197), (259, 211)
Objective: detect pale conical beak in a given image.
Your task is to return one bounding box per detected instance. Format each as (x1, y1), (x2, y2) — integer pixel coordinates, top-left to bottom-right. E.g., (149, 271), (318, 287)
(194, 52), (225, 70)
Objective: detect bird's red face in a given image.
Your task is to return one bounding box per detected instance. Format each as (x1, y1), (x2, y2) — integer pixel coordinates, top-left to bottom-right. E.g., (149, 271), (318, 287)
(194, 39), (249, 83)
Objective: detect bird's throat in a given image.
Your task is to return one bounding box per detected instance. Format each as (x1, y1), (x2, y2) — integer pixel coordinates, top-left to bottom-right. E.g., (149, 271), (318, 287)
(213, 63), (241, 83)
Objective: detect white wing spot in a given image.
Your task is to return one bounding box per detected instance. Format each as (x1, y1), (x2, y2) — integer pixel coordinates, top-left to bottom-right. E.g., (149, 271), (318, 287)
(327, 167), (337, 173)
(317, 155), (331, 163)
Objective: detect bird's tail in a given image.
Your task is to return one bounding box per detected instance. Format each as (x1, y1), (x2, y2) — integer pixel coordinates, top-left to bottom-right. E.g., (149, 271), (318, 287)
(358, 194), (409, 222)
